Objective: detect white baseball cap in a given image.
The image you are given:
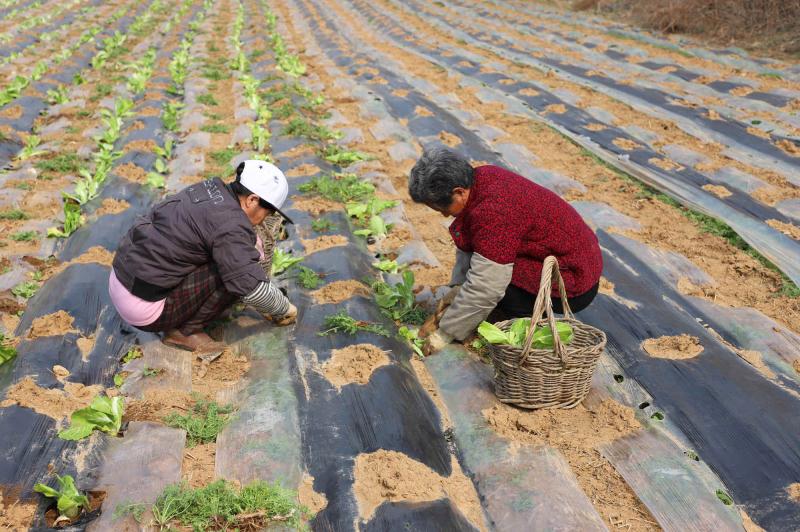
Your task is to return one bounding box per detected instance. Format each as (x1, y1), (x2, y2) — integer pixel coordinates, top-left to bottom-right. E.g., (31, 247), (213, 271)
(238, 160), (294, 224)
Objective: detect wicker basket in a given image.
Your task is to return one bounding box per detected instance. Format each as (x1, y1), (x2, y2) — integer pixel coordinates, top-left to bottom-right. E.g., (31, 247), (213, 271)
(489, 256), (606, 409)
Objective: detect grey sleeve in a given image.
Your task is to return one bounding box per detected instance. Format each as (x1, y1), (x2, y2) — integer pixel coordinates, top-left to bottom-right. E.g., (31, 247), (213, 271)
(242, 281), (290, 316)
(438, 252), (513, 341)
(449, 248), (472, 286)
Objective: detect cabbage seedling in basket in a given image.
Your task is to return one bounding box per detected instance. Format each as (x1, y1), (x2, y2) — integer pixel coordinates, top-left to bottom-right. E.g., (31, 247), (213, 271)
(477, 318), (574, 349)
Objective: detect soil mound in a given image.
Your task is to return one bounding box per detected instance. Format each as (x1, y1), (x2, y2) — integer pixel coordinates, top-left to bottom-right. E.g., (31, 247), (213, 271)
(642, 334), (703, 359)
(311, 280), (369, 304)
(95, 198), (130, 216)
(0, 377), (103, 420)
(322, 344), (390, 389)
(298, 473), (328, 514)
(353, 450), (484, 530)
(124, 389), (195, 423)
(192, 348), (250, 397)
(182, 443), (216, 488)
(0, 490), (37, 531)
(28, 310), (76, 339)
(301, 234), (348, 254)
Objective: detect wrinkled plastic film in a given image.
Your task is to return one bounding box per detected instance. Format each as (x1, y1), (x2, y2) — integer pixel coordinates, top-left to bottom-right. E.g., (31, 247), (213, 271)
(425, 346), (608, 531)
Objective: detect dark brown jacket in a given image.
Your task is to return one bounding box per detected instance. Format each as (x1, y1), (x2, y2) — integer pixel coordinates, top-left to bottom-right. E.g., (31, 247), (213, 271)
(112, 178), (266, 301)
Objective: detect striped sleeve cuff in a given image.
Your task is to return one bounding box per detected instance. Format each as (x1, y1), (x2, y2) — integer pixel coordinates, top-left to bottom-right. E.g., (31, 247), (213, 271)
(242, 281), (290, 316)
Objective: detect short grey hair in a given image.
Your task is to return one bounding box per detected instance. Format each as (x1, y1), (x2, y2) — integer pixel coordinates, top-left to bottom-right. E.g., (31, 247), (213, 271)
(408, 148), (474, 208)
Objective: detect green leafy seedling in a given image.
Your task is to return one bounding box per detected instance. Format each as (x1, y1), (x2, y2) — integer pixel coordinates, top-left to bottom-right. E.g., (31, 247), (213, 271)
(298, 172), (375, 203)
(113, 372), (127, 387)
(295, 266), (321, 289)
(372, 270), (426, 324)
(58, 395), (124, 440)
(34, 474), (90, 521)
(311, 218), (334, 232)
(271, 248), (303, 275)
(11, 230), (38, 242)
(477, 319), (574, 348)
(12, 280), (39, 299)
(0, 333), (17, 366)
(650, 411), (664, 420)
(122, 346), (143, 363)
(685, 450), (700, 461)
(716, 489), (733, 505)
(372, 259), (403, 274)
(398, 326), (425, 357)
(113, 502), (146, 523)
(142, 366), (163, 378)
(0, 209), (28, 220)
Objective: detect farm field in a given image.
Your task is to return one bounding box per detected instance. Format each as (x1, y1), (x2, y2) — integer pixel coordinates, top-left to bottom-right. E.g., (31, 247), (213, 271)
(0, 0), (799, 530)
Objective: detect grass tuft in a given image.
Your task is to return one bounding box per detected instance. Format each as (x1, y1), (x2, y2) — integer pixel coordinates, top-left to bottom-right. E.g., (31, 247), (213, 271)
(151, 480), (309, 530)
(164, 396), (235, 447)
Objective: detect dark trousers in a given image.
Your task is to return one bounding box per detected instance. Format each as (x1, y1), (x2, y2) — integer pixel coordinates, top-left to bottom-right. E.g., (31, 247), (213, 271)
(495, 281), (600, 320)
(138, 263), (237, 336)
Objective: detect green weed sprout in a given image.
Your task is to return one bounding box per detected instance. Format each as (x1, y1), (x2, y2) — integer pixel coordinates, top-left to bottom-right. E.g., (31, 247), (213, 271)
(295, 266), (321, 289)
(0, 333), (17, 366)
(164, 396), (235, 446)
(319, 310), (390, 337)
(298, 172), (374, 203)
(311, 218), (334, 232)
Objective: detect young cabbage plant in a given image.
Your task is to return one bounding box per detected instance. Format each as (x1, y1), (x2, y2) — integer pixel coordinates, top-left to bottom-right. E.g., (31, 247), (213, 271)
(372, 271), (426, 324)
(398, 326), (425, 357)
(34, 474), (90, 522)
(18, 135), (46, 160)
(353, 215), (389, 239)
(346, 198), (396, 223)
(46, 85), (69, 105)
(0, 333), (17, 366)
(271, 248), (303, 275)
(372, 259), (404, 274)
(58, 395), (124, 440)
(477, 319), (574, 349)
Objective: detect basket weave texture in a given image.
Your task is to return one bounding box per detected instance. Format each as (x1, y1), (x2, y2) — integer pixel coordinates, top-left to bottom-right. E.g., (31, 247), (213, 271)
(490, 256), (606, 409)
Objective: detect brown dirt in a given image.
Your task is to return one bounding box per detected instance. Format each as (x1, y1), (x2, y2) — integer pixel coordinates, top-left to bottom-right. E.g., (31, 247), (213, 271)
(95, 197), (130, 216)
(409, 357), (453, 429)
(353, 450), (485, 530)
(0, 490), (37, 531)
(584, 122), (607, 131)
(613, 137), (641, 151)
(53, 365), (70, 381)
(649, 157), (684, 171)
(737, 349), (777, 379)
(298, 473), (328, 514)
(438, 131), (462, 147)
(777, 139), (800, 157)
(311, 279), (370, 304)
(192, 348), (250, 398)
(702, 184), (733, 198)
(123, 139), (159, 153)
(301, 234), (349, 254)
(285, 163), (322, 177)
(767, 219), (800, 240)
(484, 399), (657, 530)
(27, 310), (76, 339)
(0, 105), (22, 119)
(414, 105), (433, 117)
(740, 508), (766, 532)
(322, 343), (391, 389)
(115, 162), (148, 183)
(182, 443), (217, 488)
(642, 334), (704, 359)
(544, 103), (567, 114)
(77, 336), (95, 361)
(290, 195), (342, 216)
(787, 482), (800, 502)
(124, 388), (195, 423)
(0, 377), (104, 420)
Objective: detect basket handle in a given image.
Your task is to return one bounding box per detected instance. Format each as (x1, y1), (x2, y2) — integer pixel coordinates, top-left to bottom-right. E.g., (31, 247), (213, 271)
(518, 256), (572, 366)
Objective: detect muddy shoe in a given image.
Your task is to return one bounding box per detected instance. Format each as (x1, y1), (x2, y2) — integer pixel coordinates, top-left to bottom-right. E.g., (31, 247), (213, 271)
(163, 330), (224, 353)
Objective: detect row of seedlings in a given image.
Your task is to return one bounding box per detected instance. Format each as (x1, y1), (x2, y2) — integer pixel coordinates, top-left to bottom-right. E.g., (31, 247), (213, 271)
(292, 2), (792, 528)
(2, 1), (214, 529)
(280, 1), (752, 528)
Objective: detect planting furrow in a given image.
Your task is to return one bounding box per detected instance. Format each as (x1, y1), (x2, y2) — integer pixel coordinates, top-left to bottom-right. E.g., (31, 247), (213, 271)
(0, 0), (85, 45)
(0, 0), (142, 165)
(0, 3), (206, 525)
(500, 0), (800, 83)
(282, 1), (742, 530)
(0, 0), (101, 71)
(396, 0), (800, 182)
(289, 0), (800, 529)
(330, 0), (800, 327)
(260, 26), (487, 532)
(362, 0), (800, 288)
(449, 0), (800, 134)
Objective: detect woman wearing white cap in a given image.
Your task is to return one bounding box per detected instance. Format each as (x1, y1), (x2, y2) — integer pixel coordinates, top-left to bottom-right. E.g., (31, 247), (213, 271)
(108, 160), (297, 352)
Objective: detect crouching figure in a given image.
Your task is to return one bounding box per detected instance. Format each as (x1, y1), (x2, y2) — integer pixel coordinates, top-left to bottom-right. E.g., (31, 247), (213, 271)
(409, 148), (603, 355)
(109, 160), (298, 352)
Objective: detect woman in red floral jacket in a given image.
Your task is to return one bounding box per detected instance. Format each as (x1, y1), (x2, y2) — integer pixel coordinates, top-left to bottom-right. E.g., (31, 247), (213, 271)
(409, 148), (603, 352)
